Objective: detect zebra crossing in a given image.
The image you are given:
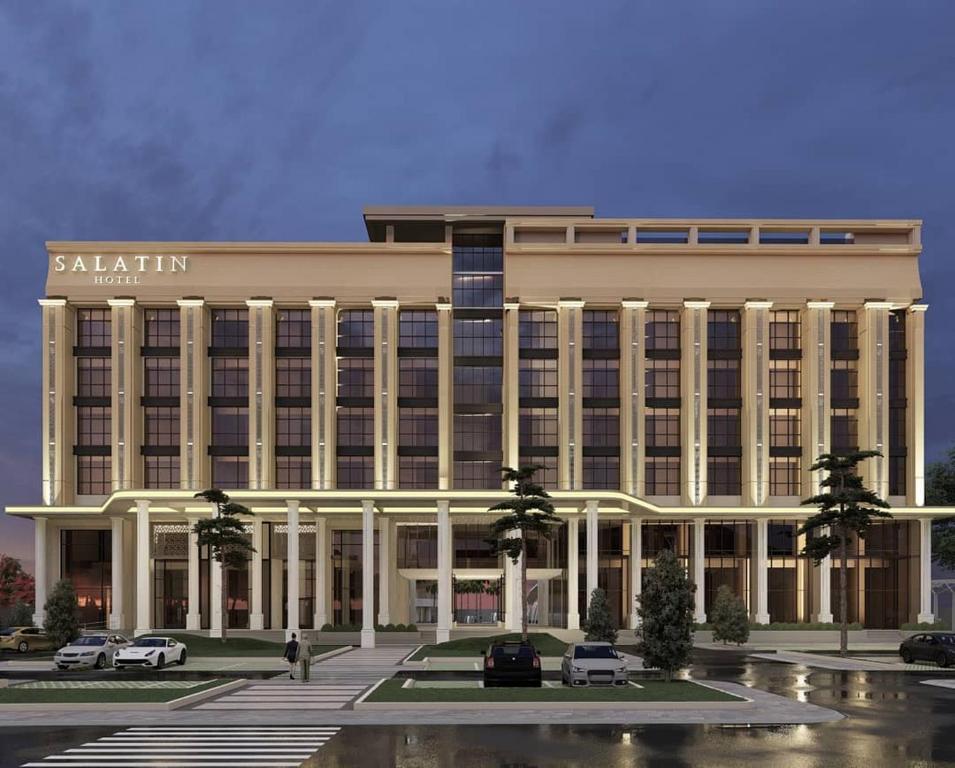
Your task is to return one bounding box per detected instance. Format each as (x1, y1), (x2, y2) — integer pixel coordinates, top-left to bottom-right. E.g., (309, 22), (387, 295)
(21, 726), (340, 767)
(194, 679), (369, 710)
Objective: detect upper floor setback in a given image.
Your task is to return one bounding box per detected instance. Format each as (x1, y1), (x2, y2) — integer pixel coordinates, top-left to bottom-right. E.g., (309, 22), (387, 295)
(44, 209), (923, 305)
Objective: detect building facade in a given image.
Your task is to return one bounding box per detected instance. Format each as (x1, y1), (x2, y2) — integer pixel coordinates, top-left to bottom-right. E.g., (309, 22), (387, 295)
(7, 206), (941, 644)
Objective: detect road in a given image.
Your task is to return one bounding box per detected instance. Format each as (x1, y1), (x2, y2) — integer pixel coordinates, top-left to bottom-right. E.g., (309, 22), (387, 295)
(2, 650), (954, 767)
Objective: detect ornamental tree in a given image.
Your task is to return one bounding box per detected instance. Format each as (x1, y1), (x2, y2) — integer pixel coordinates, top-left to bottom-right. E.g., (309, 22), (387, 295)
(0, 555), (35, 608)
(192, 489), (254, 643)
(583, 587), (618, 644)
(44, 580), (80, 649)
(636, 548), (695, 681)
(710, 585), (750, 645)
(798, 451), (891, 657)
(487, 466), (561, 642)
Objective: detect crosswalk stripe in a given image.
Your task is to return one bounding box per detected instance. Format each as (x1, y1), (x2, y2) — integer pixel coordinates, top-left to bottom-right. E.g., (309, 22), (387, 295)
(195, 703), (347, 709)
(25, 763), (303, 767)
(69, 749), (322, 753)
(125, 727), (339, 732)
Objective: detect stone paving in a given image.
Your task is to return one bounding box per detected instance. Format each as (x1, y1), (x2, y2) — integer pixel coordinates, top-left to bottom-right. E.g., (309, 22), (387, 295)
(749, 650), (955, 672)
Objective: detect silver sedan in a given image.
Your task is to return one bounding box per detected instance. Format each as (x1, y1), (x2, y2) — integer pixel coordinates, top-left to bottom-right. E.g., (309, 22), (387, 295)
(561, 641), (629, 686)
(54, 634), (131, 670)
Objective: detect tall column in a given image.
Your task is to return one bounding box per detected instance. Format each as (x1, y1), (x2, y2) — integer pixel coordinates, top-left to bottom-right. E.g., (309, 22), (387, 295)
(437, 302), (453, 489)
(803, 302), (833, 495)
(209, 503), (222, 638)
(436, 500), (451, 642)
(373, 299), (399, 490)
(816, 524), (834, 623)
(314, 516), (329, 628)
(860, 301), (891, 497)
(361, 499), (376, 648)
(378, 516), (391, 625)
(109, 517), (126, 629)
(503, 301), (521, 469)
(186, 518), (200, 631)
(682, 301), (710, 505)
(135, 500), (151, 636)
(693, 518), (706, 623)
(621, 301), (648, 497)
(40, 299), (74, 505)
(742, 301), (772, 506)
(250, 518), (264, 630)
(504, 529), (522, 631)
(286, 500), (300, 639)
(906, 305), (928, 505)
(178, 299), (209, 491)
(309, 300), (336, 489)
(919, 517), (935, 623)
(558, 300), (585, 490)
(585, 500), (599, 610)
(32, 518), (48, 625)
(753, 518), (770, 624)
(566, 517), (580, 630)
(109, 299), (140, 491)
(247, 299), (275, 490)
(630, 518), (642, 629)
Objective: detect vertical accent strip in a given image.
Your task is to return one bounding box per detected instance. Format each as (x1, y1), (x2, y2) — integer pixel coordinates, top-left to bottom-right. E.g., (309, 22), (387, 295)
(693, 309), (702, 505)
(381, 309), (390, 489)
(117, 311), (126, 489)
(755, 309), (764, 504)
(568, 309), (576, 490)
(185, 308), (195, 488)
(254, 306), (264, 489)
(317, 310), (326, 489)
(46, 310), (57, 505)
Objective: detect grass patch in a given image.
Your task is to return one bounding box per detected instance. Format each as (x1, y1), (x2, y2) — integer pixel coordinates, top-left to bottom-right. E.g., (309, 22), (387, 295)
(0, 679), (227, 703)
(409, 633), (567, 661)
(367, 678), (740, 703)
(142, 633), (344, 657)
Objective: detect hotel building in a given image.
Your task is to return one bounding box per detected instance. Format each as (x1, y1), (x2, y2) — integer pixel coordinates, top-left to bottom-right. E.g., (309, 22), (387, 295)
(6, 206), (940, 644)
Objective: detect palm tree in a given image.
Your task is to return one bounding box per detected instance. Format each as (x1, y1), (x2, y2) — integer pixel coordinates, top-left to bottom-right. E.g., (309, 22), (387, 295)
(193, 489), (254, 643)
(798, 451), (891, 657)
(487, 466), (561, 642)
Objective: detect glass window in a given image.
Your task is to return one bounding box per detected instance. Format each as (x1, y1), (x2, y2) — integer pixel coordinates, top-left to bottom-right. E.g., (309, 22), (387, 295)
(831, 360), (858, 400)
(770, 410), (800, 449)
(707, 359), (740, 399)
(399, 310), (438, 349)
(707, 409), (741, 448)
(144, 407), (180, 446)
(583, 456), (619, 489)
(517, 456), (558, 488)
(211, 358), (248, 398)
(145, 456), (180, 489)
(77, 358), (111, 398)
(707, 310), (741, 351)
(276, 407), (311, 447)
(646, 409), (680, 448)
(76, 456), (111, 495)
(519, 310), (557, 350)
(212, 456), (248, 487)
(889, 310), (906, 354)
(831, 310), (858, 353)
(397, 525), (438, 568)
(708, 456), (741, 495)
(454, 414), (501, 452)
(889, 359), (906, 400)
(770, 310), (800, 352)
(453, 366), (501, 404)
(398, 457), (438, 489)
(144, 358), (179, 398)
(337, 456), (373, 489)
(770, 457), (800, 496)
(453, 274), (503, 308)
(337, 359), (374, 398)
(276, 309), (311, 349)
(210, 309), (248, 348)
(646, 457), (680, 495)
(211, 407), (248, 446)
(452, 238), (503, 272)
(831, 409), (858, 451)
(520, 359), (558, 399)
(583, 359), (619, 399)
(646, 359), (679, 399)
(645, 310), (679, 351)
(453, 460), (502, 490)
(454, 318), (503, 356)
(276, 358), (311, 399)
(583, 408), (619, 447)
(144, 309), (180, 348)
(399, 408), (438, 448)
(276, 456), (311, 489)
(77, 406), (111, 446)
(770, 360), (800, 400)
(76, 309), (111, 348)
(399, 358), (438, 398)
(338, 310), (374, 349)
(519, 408), (558, 448)
(583, 310), (619, 351)
(336, 407), (373, 447)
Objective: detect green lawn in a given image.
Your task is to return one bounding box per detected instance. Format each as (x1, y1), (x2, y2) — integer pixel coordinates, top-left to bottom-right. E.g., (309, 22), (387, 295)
(0, 679), (227, 703)
(367, 678), (740, 703)
(142, 633), (344, 657)
(409, 632), (568, 661)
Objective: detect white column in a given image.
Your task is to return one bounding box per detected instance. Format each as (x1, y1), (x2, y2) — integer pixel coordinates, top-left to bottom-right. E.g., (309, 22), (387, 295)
(378, 516), (391, 625)
(186, 520), (200, 631)
(135, 500), (151, 636)
(286, 500), (300, 639)
(209, 502), (222, 638)
(436, 500), (451, 643)
(693, 518), (706, 623)
(361, 499), (376, 648)
(109, 517), (126, 629)
(919, 517), (935, 623)
(250, 518), (264, 630)
(630, 518), (642, 629)
(504, 530), (522, 631)
(32, 518), (48, 626)
(314, 516), (328, 628)
(567, 517), (580, 630)
(817, 526), (834, 623)
(585, 500), (599, 611)
(754, 518), (770, 624)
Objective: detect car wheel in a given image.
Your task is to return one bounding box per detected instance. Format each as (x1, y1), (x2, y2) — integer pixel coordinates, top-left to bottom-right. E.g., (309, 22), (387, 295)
(901, 649), (913, 664)
(937, 652), (950, 669)
(17, 641), (28, 653)
(178, 650), (187, 666)
(156, 654), (165, 671)
(94, 653), (106, 670)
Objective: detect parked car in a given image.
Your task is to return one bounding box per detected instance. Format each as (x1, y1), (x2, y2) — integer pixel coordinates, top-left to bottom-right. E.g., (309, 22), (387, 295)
(561, 641), (629, 686)
(0, 626), (55, 654)
(482, 640), (541, 687)
(899, 632), (955, 667)
(54, 634), (131, 670)
(113, 636), (187, 670)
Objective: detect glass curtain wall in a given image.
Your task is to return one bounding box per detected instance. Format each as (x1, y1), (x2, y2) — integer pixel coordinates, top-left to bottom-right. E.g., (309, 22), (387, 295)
(578, 521), (631, 628)
(336, 311), (374, 488)
(398, 310), (439, 488)
(60, 530), (111, 625)
(151, 523), (189, 629)
(644, 310), (681, 496)
(525, 524), (568, 627)
(275, 309), (312, 488)
(396, 524), (438, 624)
(766, 520), (813, 622)
(266, 522), (315, 630)
(209, 309), (249, 487)
(703, 520), (752, 614)
(769, 310), (802, 497)
(332, 530), (378, 625)
(142, 309), (181, 488)
(707, 310), (742, 495)
(582, 311), (620, 489)
(74, 309), (112, 496)
(518, 309), (559, 488)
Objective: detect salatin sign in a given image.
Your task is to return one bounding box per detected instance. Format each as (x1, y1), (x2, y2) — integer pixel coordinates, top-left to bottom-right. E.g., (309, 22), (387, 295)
(53, 254), (189, 284)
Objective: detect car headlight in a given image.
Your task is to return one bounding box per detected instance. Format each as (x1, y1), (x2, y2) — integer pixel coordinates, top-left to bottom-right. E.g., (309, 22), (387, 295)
(617, 666), (628, 673)
(81, 651), (96, 656)
(572, 666), (585, 673)
(145, 650), (155, 656)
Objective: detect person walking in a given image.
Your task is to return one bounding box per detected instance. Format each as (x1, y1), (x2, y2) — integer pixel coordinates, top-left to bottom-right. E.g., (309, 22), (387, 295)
(283, 632), (300, 680)
(298, 634), (312, 683)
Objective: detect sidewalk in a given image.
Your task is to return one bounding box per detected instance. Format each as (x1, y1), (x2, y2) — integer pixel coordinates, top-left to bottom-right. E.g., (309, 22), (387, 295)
(748, 650), (955, 672)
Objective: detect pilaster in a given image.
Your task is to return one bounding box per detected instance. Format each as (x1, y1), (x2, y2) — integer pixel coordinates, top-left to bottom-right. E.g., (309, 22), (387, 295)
(753, 518), (770, 623)
(437, 303), (453, 490)
(860, 301), (892, 497)
(682, 301), (710, 505)
(803, 302), (833, 494)
(186, 518), (200, 631)
(109, 516), (126, 629)
(247, 299), (275, 490)
(558, 300), (585, 490)
(134, 500), (151, 636)
(566, 516), (580, 630)
(32, 518), (48, 625)
(693, 518), (706, 623)
(309, 300), (336, 489)
(108, 299), (139, 491)
(39, 299), (74, 505)
(250, 517), (264, 630)
(503, 301), (521, 469)
(378, 515), (392, 625)
(742, 301), (772, 506)
(630, 517), (642, 629)
(436, 500), (451, 642)
(373, 299), (399, 490)
(286, 499), (300, 638)
(585, 500), (599, 610)
(906, 304), (927, 505)
(918, 517), (935, 623)
(177, 299), (209, 491)
(314, 516), (329, 628)
(361, 499), (376, 647)
(621, 301), (648, 497)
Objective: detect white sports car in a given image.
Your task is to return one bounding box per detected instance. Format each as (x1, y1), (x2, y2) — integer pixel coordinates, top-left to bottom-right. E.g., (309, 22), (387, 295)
(55, 633), (131, 670)
(113, 636), (187, 670)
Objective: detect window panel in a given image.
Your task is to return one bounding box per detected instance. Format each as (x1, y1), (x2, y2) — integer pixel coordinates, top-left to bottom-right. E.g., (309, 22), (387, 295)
(276, 456), (311, 489)
(583, 456), (619, 489)
(453, 413), (501, 452)
(144, 456), (180, 489)
(76, 309), (111, 348)
(708, 456), (741, 495)
(337, 456), (373, 489)
(583, 310), (619, 351)
(399, 358), (438, 398)
(144, 406), (180, 446)
(707, 310), (741, 351)
(583, 359), (619, 399)
(337, 310), (374, 349)
(831, 310), (858, 353)
(770, 360), (800, 400)
(707, 408), (741, 448)
(144, 309), (180, 348)
(212, 456), (248, 487)
(646, 457), (680, 495)
(453, 366), (501, 404)
(211, 407), (248, 446)
(399, 408), (438, 448)
(77, 358), (111, 398)
(211, 358), (249, 398)
(210, 309), (248, 348)
(77, 406), (111, 446)
(707, 359), (740, 399)
(770, 410), (800, 449)
(276, 407), (311, 447)
(646, 359), (679, 399)
(519, 408), (558, 448)
(770, 457), (800, 496)
(519, 310), (557, 350)
(520, 359), (558, 399)
(453, 461), (502, 490)
(76, 456), (111, 495)
(583, 407), (619, 447)
(337, 358), (374, 398)
(831, 409), (858, 451)
(517, 456), (558, 487)
(645, 310), (680, 351)
(336, 407), (373, 447)
(646, 409), (680, 448)
(831, 360), (858, 400)
(398, 456), (438, 489)
(769, 310), (800, 352)
(452, 274), (503, 308)
(144, 358), (179, 398)
(399, 310), (438, 349)
(276, 309), (311, 349)
(454, 318), (503, 356)
(276, 358), (311, 398)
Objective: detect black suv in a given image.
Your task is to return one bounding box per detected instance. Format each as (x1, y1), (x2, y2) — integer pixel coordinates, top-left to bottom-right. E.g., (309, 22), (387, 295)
(482, 641), (542, 687)
(899, 632), (955, 667)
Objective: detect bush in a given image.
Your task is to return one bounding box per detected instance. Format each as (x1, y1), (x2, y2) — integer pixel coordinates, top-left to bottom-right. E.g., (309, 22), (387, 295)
(10, 601), (33, 626)
(320, 623), (334, 632)
(407, 624), (417, 631)
(710, 585), (749, 645)
(43, 580), (79, 649)
(637, 550), (695, 681)
(695, 621), (864, 631)
(902, 621), (947, 631)
(583, 588), (618, 644)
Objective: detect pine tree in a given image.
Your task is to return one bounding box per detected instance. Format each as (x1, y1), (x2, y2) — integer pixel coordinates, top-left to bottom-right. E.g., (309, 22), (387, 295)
(583, 587), (618, 644)
(43, 580), (80, 649)
(636, 549), (695, 681)
(711, 585), (750, 645)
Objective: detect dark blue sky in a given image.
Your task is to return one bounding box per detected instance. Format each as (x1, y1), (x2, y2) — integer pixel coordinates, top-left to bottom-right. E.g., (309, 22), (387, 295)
(2, 1), (954, 566)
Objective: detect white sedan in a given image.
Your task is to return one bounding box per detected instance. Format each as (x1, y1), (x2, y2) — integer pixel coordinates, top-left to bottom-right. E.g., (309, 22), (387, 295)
(113, 636), (187, 670)
(55, 634), (131, 670)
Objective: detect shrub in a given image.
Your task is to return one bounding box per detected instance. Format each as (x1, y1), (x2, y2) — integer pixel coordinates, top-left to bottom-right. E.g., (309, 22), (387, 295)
(637, 549), (695, 681)
(394, 624), (406, 632)
(710, 585), (749, 645)
(320, 623), (334, 632)
(583, 588), (618, 644)
(406, 623), (417, 631)
(10, 601), (33, 626)
(901, 621), (947, 631)
(43, 580), (79, 649)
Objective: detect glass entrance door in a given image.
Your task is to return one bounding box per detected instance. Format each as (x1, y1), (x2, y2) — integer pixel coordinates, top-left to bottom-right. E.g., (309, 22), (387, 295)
(453, 577), (503, 625)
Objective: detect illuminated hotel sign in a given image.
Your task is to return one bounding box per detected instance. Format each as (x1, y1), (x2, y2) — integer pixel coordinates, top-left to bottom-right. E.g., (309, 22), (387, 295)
(52, 254), (189, 284)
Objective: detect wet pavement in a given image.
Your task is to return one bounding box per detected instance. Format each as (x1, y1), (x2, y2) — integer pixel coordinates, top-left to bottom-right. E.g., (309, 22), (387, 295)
(3, 649), (954, 767)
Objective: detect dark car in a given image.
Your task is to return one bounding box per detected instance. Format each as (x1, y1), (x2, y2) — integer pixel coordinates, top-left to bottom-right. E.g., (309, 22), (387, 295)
(899, 632), (955, 667)
(482, 641), (542, 687)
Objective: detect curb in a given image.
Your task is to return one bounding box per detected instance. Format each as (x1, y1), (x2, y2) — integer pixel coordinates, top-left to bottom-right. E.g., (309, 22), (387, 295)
(355, 698), (754, 711)
(312, 646), (355, 664)
(0, 680), (244, 712)
(167, 678), (246, 709)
